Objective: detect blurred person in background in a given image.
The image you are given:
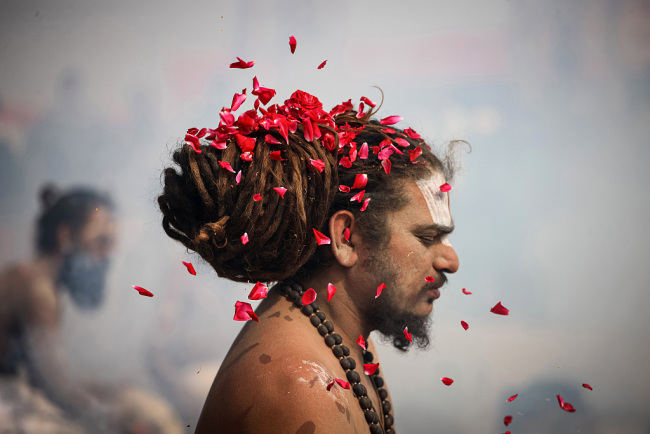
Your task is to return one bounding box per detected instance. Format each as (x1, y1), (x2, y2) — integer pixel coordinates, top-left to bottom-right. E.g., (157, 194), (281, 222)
(0, 184), (182, 433)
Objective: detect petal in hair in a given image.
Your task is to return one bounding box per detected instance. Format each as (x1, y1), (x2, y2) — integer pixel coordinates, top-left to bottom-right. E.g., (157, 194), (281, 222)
(490, 302), (510, 315)
(425, 276), (435, 282)
(236, 170), (242, 185)
(185, 134), (202, 153)
(230, 57), (255, 69)
(248, 282), (268, 300)
(440, 183), (452, 192)
(231, 89), (247, 111)
(363, 363), (379, 376)
(404, 127), (421, 139)
(265, 134), (282, 145)
(240, 152), (254, 162)
(351, 174), (368, 190)
(360, 96), (376, 108)
(343, 228), (350, 241)
(253, 194), (262, 201)
(270, 150), (285, 161)
(273, 187), (287, 198)
(556, 395), (576, 412)
(339, 157), (352, 168)
(379, 115), (403, 125)
(462, 288), (472, 295)
(408, 146), (422, 162)
(235, 134), (256, 153)
(394, 137), (410, 147)
(327, 283), (337, 302)
(234, 301), (259, 322)
(339, 185), (351, 193)
(375, 283), (386, 298)
(403, 327), (412, 342)
(318, 60), (327, 69)
(383, 128), (396, 134)
(582, 383), (593, 391)
(504, 415), (513, 427)
(182, 261), (197, 276)
(360, 198), (370, 212)
(506, 394), (518, 402)
(241, 232), (249, 245)
(289, 35), (297, 54)
(441, 377), (454, 386)
(302, 288), (317, 305)
(313, 228), (331, 245)
(381, 159), (392, 175)
(359, 142), (369, 159)
(350, 190), (365, 203)
(218, 161), (236, 173)
(357, 334), (366, 350)
(310, 159), (325, 173)
(132, 285), (153, 297)
(461, 320), (469, 330)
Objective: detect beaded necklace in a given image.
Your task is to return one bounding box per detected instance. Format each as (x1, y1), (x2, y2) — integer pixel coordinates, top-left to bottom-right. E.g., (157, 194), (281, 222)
(275, 282), (395, 434)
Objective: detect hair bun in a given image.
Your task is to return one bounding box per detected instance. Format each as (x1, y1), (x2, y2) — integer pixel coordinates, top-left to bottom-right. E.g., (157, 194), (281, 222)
(40, 184), (62, 209)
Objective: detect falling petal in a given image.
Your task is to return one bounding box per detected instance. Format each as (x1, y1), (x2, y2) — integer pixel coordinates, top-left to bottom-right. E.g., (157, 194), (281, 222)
(506, 394), (518, 402)
(273, 187), (287, 198)
(490, 302), (510, 316)
(440, 183), (452, 192)
(270, 150), (285, 161)
(350, 190), (365, 203)
(359, 142), (369, 159)
(357, 335), (366, 350)
(248, 282), (268, 300)
(339, 185), (351, 193)
(363, 363), (379, 376)
(234, 300), (259, 322)
(253, 194), (262, 201)
(236, 170), (242, 185)
(241, 232), (249, 245)
(582, 383), (593, 391)
(462, 288), (472, 295)
(344, 228), (350, 241)
(351, 174), (368, 190)
(556, 395), (576, 412)
(313, 228), (331, 245)
(302, 288), (317, 305)
(379, 115), (402, 125)
(375, 283), (386, 298)
(360, 198), (370, 212)
(231, 89), (247, 111)
(265, 134), (282, 145)
(461, 320), (469, 330)
(403, 327), (412, 342)
(182, 261), (197, 276)
(425, 276), (435, 282)
(132, 285), (153, 297)
(441, 377), (454, 386)
(310, 159), (325, 173)
(318, 60), (327, 69)
(229, 57), (255, 69)
(504, 415), (513, 427)
(327, 283), (336, 302)
(408, 146), (422, 162)
(381, 159), (391, 175)
(289, 35), (297, 54)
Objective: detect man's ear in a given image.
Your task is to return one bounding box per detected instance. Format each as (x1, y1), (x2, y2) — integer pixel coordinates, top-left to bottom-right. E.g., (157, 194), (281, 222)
(328, 210), (359, 268)
(56, 225), (72, 254)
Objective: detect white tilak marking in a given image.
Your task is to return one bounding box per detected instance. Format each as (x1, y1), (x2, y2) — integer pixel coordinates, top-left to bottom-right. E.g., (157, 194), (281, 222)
(416, 173), (453, 247)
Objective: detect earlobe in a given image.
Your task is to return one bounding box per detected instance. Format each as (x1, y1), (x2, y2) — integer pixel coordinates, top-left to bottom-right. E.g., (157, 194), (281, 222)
(328, 211), (358, 268)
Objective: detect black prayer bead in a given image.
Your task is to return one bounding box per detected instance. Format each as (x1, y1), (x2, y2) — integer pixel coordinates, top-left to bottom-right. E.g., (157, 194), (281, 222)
(325, 335), (336, 348)
(310, 314), (321, 327)
(340, 357), (351, 370)
(363, 351), (374, 362)
(373, 376), (384, 388)
(310, 301), (319, 311)
(346, 370), (360, 384)
(317, 324), (328, 336)
(332, 345), (344, 358)
(353, 383), (367, 397)
(316, 311), (326, 321)
(364, 410), (380, 424)
(301, 305), (314, 316)
(370, 424), (384, 434)
(359, 396), (373, 410)
(378, 389), (388, 400)
(278, 284), (290, 295)
(341, 345), (350, 356)
(373, 368), (381, 377)
(384, 414), (394, 428)
(323, 320), (334, 333)
(382, 401), (391, 414)
(291, 283), (303, 294)
(288, 290), (299, 301)
(331, 333), (342, 345)
(293, 299), (303, 308)
(347, 357), (356, 370)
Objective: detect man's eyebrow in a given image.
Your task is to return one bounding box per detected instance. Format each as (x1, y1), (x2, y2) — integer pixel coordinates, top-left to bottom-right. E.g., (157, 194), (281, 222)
(413, 223), (455, 234)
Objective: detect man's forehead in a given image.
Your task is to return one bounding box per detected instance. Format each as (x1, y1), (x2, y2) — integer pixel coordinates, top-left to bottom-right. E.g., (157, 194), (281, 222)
(413, 172), (453, 228)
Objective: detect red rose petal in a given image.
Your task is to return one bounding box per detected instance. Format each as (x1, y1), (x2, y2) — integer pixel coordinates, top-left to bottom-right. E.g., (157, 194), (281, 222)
(439, 183), (452, 192)
(317, 60), (327, 69)
(253, 193), (262, 201)
(381, 159), (391, 175)
(343, 228), (350, 241)
(301, 288), (317, 305)
(248, 282), (268, 300)
(236, 170), (242, 185)
(360, 96), (376, 108)
(582, 383), (593, 391)
(404, 127), (421, 139)
(360, 198), (370, 212)
(375, 283), (386, 298)
(219, 161), (236, 173)
(506, 394), (518, 402)
(289, 35), (297, 54)
(394, 137), (410, 147)
(363, 363), (379, 376)
(504, 415), (512, 426)
(425, 276), (435, 282)
(357, 334), (366, 350)
(490, 301), (510, 316)
(310, 159), (325, 173)
(132, 285), (153, 297)
(234, 300), (259, 322)
(231, 88), (247, 111)
(339, 185), (350, 193)
(241, 232), (249, 245)
(441, 377), (454, 386)
(403, 327), (412, 342)
(351, 174), (368, 190)
(383, 128), (396, 134)
(273, 187), (287, 198)
(313, 228), (331, 245)
(359, 142), (369, 159)
(265, 134), (282, 145)
(240, 152), (254, 162)
(556, 394), (576, 412)
(270, 150), (285, 161)
(350, 190), (365, 203)
(462, 288), (472, 295)
(339, 157), (352, 168)
(379, 115), (402, 125)
(235, 134), (256, 153)
(229, 57), (255, 69)
(335, 378), (350, 389)
(327, 283), (336, 302)
(182, 261), (197, 276)
(461, 320), (469, 330)
(408, 146), (422, 162)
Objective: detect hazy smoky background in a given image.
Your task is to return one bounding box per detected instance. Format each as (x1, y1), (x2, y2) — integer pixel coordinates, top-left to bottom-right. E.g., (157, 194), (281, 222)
(1, 0), (649, 432)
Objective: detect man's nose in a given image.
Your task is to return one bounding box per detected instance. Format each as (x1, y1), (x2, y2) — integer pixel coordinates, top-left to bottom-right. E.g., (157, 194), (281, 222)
(433, 244), (459, 274)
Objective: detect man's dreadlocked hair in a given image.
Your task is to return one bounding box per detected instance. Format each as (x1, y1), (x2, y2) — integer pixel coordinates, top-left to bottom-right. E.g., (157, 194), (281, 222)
(158, 93), (461, 283)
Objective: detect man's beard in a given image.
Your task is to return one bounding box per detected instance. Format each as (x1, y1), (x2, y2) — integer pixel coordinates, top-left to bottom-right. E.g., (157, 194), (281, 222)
(58, 249), (110, 310)
(364, 251), (435, 353)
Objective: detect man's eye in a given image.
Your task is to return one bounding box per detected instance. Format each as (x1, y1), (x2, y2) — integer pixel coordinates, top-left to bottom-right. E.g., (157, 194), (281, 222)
(418, 235), (437, 245)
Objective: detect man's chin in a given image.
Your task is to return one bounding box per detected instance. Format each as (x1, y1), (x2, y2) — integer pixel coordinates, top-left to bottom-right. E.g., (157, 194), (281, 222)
(374, 312), (432, 353)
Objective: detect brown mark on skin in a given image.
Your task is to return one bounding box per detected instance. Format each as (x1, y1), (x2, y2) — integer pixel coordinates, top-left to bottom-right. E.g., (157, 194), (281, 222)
(269, 310), (281, 318)
(284, 315), (294, 322)
(308, 376), (319, 388)
(335, 401), (345, 414)
(295, 421), (316, 434)
(346, 407), (350, 423)
(288, 304), (297, 311)
(219, 343), (260, 375)
(238, 404), (254, 423)
(259, 354), (272, 364)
